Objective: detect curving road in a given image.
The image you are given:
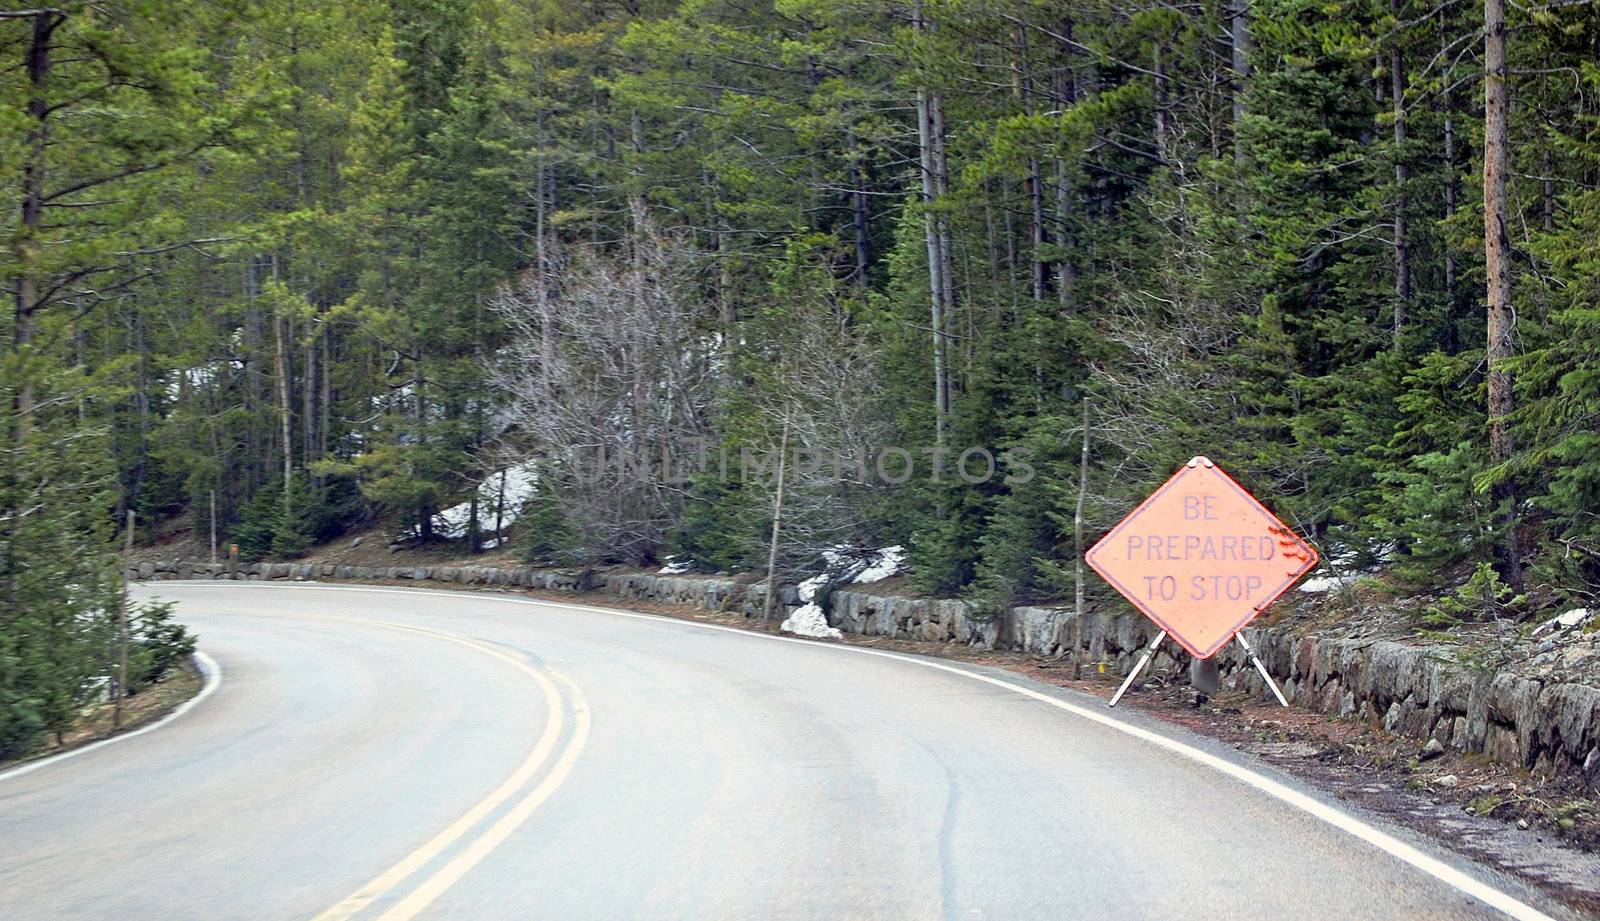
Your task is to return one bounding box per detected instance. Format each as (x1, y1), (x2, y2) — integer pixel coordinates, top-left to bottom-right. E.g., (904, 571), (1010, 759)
(0, 582), (1576, 920)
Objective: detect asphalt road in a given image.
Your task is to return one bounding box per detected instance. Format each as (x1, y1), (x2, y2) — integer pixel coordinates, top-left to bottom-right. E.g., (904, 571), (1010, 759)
(0, 582), (1577, 921)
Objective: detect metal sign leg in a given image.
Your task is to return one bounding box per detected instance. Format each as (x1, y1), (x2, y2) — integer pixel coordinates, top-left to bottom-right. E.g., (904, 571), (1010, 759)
(1235, 632), (1289, 707)
(1108, 630), (1167, 708)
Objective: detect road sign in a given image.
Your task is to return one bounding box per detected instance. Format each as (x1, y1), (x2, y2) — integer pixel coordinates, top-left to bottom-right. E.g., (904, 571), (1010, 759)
(1086, 456), (1318, 661)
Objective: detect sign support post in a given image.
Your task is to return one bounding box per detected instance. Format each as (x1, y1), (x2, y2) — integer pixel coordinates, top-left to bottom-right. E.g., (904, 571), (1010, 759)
(1108, 630), (1166, 708)
(1235, 632), (1288, 707)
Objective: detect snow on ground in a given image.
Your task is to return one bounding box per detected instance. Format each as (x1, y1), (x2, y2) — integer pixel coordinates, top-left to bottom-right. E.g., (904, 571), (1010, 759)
(1297, 545), (1383, 593)
(780, 603), (842, 639)
(796, 573), (828, 602)
(1298, 574), (1355, 593)
(432, 461), (539, 539)
(1534, 608), (1593, 636)
(658, 557), (694, 575)
(779, 545), (904, 639)
(851, 545), (904, 584)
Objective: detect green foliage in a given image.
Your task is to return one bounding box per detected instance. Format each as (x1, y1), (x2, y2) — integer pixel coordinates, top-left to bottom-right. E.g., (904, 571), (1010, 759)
(667, 473), (760, 574)
(233, 475), (322, 562)
(270, 475), (321, 559)
(1420, 562), (1529, 627)
(129, 601), (198, 693)
(514, 480), (582, 565)
(233, 485), (281, 562)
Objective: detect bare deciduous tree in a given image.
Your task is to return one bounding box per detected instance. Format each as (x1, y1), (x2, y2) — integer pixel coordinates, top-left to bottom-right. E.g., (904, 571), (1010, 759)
(489, 221), (718, 563)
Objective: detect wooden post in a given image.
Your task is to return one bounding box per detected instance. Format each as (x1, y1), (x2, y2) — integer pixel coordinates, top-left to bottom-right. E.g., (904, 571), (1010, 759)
(762, 418), (791, 624)
(1074, 397), (1089, 621)
(115, 510), (133, 728)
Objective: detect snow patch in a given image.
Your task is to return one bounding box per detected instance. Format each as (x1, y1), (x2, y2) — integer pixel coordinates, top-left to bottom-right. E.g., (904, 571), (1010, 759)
(1533, 608), (1592, 636)
(780, 602), (842, 639)
(779, 544), (903, 639)
(1299, 574), (1355, 594)
(851, 545), (905, 584)
(658, 557), (694, 575)
(432, 461), (540, 539)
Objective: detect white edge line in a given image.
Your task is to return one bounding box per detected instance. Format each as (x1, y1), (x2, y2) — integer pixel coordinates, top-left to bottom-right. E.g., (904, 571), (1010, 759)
(0, 650), (222, 785)
(148, 581), (1559, 921)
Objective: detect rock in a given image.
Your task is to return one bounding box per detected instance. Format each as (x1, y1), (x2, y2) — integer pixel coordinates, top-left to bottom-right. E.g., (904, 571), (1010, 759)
(1432, 773), (1460, 788)
(350, 536), (364, 548)
(1517, 819), (1530, 830)
(1420, 738), (1445, 761)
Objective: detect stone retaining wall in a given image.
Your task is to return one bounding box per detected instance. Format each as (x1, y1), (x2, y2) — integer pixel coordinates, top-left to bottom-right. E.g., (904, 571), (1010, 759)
(133, 559), (1598, 787)
(832, 589), (1599, 786)
(130, 559), (802, 617)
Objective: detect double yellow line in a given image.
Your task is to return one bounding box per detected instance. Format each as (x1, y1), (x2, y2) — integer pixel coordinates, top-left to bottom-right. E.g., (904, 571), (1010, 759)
(311, 621), (590, 921)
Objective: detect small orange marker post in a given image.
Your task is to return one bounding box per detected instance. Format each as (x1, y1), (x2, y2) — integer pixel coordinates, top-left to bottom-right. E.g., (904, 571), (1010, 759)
(1087, 456), (1319, 707)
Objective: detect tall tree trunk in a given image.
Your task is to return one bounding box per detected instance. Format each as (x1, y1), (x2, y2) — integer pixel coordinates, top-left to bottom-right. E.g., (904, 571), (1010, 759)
(761, 419), (790, 624)
(1231, 0), (1252, 163)
(1483, 0), (1523, 590)
(318, 322), (331, 479)
(413, 345), (431, 541)
(273, 311), (293, 506)
(914, 2), (950, 448)
(1153, 41), (1169, 165)
(1053, 26), (1078, 314)
(535, 142), (557, 394)
(1014, 25), (1047, 302)
(302, 317), (316, 471)
(270, 256), (293, 512)
(1541, 149), (1555, 231)
(1390, 1), (1410, 343)
(12, 11), (62, 441)
(850, 133), (871, 289)
(931, 94), (956, 323)
(244, 260), (267, 490)
(1442, 47), (1460, 355)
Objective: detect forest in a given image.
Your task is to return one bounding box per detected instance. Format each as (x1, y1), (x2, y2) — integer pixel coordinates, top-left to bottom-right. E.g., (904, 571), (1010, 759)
(3, 0), (1599, 755)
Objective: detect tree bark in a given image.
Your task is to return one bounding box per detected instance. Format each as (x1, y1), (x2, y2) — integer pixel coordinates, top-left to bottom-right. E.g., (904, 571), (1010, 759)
(1053, 26), (1078, 314)
(1483, 0), (1523, 590)
(931, 95), (957, 335)
(319, 321), (331, 478)
(1015, 25), (1048, 302)
(270, 257), (293, 510)
(1231, 0), (1252, 163)
(914, 2), (950, 448)
(850, 133), (871, 289)
(762, 419), (790, 624)
(1391, 0), (1410, 343)
(11, 10), (63, 440)
(1153, 41), (1169, 165)
(302, 317), (316, 470)
(1075, 397), (1089, 622)
(1442, 54), (1460, 355)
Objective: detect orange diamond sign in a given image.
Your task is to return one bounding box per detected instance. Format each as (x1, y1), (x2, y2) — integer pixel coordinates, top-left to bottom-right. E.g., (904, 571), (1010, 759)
(1086, 456), (1318, 659)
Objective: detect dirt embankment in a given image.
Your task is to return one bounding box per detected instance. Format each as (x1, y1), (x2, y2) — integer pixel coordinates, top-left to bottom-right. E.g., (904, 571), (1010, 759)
(0, 657), (205, 774)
